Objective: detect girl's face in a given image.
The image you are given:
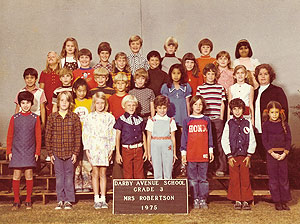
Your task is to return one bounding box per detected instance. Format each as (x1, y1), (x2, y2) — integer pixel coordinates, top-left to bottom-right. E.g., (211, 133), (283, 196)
(20, 100), (32, 113)
(257, 68), (270, 86)
(116, 57), (126, 70)
(234, 68), (247, 84)
(65, 41), (75, 56)
(239, 45), (249, 58)
(59, 94), (70, 112)
(149, 56), (160, 69)
(135, 76), (146, 88)
(47, 52), (58, 65)
(156, 105), (168, 117)
(166, 44), (176, 54)
(100, 51), (110, 63)
(201, 45), (211, 56)
(268, 107), (280, 122)
(192, 99), (203, 115)
(74, 85), (87, 100)
(115, 81), (127, 93)
(171, 68), (181, 83)
(185, 60), (195, 71)
(217, 56), (229, 68)
(95, 98), (106, 113)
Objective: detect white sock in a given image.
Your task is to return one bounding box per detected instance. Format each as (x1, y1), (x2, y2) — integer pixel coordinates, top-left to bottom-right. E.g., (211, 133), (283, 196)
(100, 196), (106, 202)
(94, 195), (100, 203)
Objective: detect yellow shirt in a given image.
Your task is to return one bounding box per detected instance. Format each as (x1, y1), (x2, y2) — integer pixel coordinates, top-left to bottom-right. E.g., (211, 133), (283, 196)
(73, 98), (92, 123)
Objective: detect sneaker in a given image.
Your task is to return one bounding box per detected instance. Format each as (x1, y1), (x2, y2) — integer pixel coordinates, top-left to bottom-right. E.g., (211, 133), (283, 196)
(94, 202), (101, 210)
(281, 203), (290, 211)
(64, 201), (72, 210)
(101, 201), (108, 209)
(234, 201), (242, 210)
(55, 201), (64, 210)
(75, 189), (83, 193)
(45, 156), (51, 162)
(242, 201), (251, 210)
(11, 202), (21, 211)
(215, 171), (225, 177)
(82, 188), (90, 193)
(199, 199), (208, 209)
(24, 202), (32, 210)
(193, 199), (200, 209)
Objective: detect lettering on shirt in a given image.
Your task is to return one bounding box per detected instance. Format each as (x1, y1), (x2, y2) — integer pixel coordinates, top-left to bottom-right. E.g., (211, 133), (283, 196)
(188, 124), (207, 133)
(243, 127), (250, 135)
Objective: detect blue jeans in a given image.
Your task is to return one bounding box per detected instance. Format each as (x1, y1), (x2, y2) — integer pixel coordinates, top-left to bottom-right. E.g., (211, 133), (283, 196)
(187, 162), (209, 200)
(54, 155), (75, 202)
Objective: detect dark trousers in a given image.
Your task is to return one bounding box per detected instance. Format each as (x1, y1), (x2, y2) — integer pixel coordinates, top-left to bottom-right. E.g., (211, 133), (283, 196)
(211, 119), (226, 172)
(255, 133), (266, 161)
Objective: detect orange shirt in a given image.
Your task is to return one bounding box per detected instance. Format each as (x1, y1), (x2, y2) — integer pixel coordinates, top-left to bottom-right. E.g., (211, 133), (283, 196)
(196, 56), (216, 80)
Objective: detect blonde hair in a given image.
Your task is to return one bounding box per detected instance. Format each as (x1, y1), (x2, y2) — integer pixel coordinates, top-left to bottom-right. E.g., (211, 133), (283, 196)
(60, 37), (79, 59)
(233, 65), (250, 84)
(164, 36), (178, 51)
(121, 95), (138, 109)
(43, 51), (61, 74)
(129, 35), (143, 46)
(134, 68), (149, 83)
(57, 91), (73, 110)
(94, 67), (109, 77)
(216, 51), (232, 69)
(112, 52), (131, 72)
(59, 68), (73, 78)
(91, 92), (108, 112)
(114, 72), (128, 83)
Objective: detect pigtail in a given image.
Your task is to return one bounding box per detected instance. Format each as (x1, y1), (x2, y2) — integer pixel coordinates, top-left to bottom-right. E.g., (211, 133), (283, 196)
(262, 109), (269, 123)
(280, 109), (288, 134)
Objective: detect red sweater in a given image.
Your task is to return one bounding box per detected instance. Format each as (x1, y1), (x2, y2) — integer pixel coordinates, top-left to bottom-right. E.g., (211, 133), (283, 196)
(186, 71), (204, 96)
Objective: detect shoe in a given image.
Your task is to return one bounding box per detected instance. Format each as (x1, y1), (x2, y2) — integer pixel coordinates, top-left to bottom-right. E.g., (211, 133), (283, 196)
(94, 202), (101, 210)
(82, 188), (90, 193)
(11, 202), (21, 211)
(275, 203), (283, 210)
(64, 201), (72, 210)
(193, 199), (200, 209)
(45, 156), (51, 162)
(242, 201), (251, 210)
(101, 201), (108, 209)
(215, 171), (225, 177)
(199, 199), (208, 209)
(75, 189), (83, 193)
(55, 201), (64, 210)
(24, 202), (32, 210)
(281, 203), (290, 210)
(180, 164), (187, 176)
(234, 201), (242, 210)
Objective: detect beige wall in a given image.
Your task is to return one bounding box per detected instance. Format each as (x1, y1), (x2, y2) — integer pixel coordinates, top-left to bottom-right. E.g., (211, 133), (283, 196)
(1, 0), (300, 146)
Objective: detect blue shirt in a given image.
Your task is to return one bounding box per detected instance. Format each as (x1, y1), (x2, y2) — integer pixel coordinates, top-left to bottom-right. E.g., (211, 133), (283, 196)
(113, 112), (145, 145)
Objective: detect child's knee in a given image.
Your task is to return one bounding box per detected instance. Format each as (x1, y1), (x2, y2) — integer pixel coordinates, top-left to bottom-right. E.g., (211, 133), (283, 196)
(13, 169), (22, 180)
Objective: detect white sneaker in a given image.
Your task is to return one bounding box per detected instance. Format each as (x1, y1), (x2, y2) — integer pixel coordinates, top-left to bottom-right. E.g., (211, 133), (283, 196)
(94, 202), (101, 209)
(55, 201), (64, 210)
(64, 201), (72, 210)
(101, 201), (108, 209)
(45, 156), (51, 162)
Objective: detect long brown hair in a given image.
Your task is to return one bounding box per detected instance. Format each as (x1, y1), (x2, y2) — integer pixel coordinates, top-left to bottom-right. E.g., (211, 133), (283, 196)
(182, 53), (199, 78)
(262, 101), (287, 134)
(60, 37), (79, 59)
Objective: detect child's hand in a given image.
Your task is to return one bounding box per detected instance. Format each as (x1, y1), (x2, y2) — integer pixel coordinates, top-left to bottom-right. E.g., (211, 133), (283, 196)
(41, 123), (45, 131)
(278, 152), (287, 161)
(8, 153), (12, 161)
(50, 155), (55, 164)
(116, 153), (123, 164)
(148, 153), (152, 164)
(71, 154), (77, 164)
(228, 157), (236, 167)
(173, 154), (178, 165)
(209, 153), (214, 163)
(35, 154), (39, 161)
(271, 152), (280, 160)
(243, 156), (250, 167)
(181, 155), (187, 166)
(108, 150), (113, 162)
(143, 152), (148, 162)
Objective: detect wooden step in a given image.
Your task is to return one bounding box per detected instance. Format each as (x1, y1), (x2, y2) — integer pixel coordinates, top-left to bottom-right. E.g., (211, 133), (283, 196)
(209, 189), (270, 196)
(211, 175), (269, 180)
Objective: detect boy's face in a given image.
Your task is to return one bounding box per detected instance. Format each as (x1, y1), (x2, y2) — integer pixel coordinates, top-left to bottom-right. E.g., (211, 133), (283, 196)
(65, 41), (75, 55)
(24, 74), (37, 88)
(115, 80), (128, 93)
(116, 57), (126, 70)
(200, 45), (211, 56)
(217, 56), (229, 68)
(59, 94), (70, 112)
(94, 75), (108, 87)
(232, 107), (243, 118)
(135, 76), (146, 88)
(166, 44), (176, 54)
(239, 45), (249, 58)
(204, 71), (216, 84)
(156, 105), (167, 117)
(79, 55), (91, 68)
(192, 99), (203, 115)
(60, 74), (72, 86)
(130, 41), (141, 54)
(124, 101), (137, 115)
(149, 56), (160, 69)
(99, 51), (110, 63)
(47, 52), (58, 65)
(185, 60), (195, 71)
(20, 100), (32, 113)
(95, 98), (106, 113)
(74, 85), (87, 100)
(257, 68), (270, 86)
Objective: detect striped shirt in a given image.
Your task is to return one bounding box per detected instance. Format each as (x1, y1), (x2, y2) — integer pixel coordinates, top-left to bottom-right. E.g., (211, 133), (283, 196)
(127, 52), (149, 75)
(196, 83), (226, 119)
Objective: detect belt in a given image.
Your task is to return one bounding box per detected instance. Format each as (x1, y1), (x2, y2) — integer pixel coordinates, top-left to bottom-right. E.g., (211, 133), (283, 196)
(122, 142), (143, 149)
(151, 136), (171, 140)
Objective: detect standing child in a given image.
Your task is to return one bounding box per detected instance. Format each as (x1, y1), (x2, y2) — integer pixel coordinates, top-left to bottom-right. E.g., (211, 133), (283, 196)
(129, 68), (155, 121)
(7, 91), (41, 210)
(216, 51), (234, 95)
(111, 52), (133, 88)
(182, 52), (204, 96)
(146, 50), (169, 97)
(146, 95), (177, 179)
(82, 92), (116, 209)
(60, 37), (80, 71)
(113, 95), (148, 179)
(73, 48), (98, 90)
(262, 101), (291, 210)
(228, 65), (254, 124)
(39, 51), (62, 116)
(160, 64), (192, 128)
(181, 95), (214, 209)
(196, 63), (226, 176)
(161, 37), (181, 74)
(127, 35), (149, 76)
(72, 78), (93, 193)
(221, 98), (256, 210)
(89, 67), (115, 98)
(45, 91), (81, 210)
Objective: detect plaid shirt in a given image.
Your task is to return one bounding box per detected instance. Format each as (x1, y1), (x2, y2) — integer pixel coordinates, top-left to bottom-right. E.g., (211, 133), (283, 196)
(45, 111), (82, 159)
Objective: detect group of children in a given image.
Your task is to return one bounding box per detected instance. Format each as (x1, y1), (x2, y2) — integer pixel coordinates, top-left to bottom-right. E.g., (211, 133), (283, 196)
(7, 35), (292, 212)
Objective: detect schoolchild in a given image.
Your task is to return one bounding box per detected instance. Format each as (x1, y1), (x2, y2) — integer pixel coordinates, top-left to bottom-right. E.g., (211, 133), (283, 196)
(262, 101), (291, 210)
(60, 37), (80, 71)
(129, 68), (155, 121)
(89, 67), (115, 98)
(161, 37), (181, 74)
(146, 95), (177, 179)
(52, 68), (73, 113)
(82, 92), (116, 209)
(216, 51), (234, 95)
(127, 35), (149, 76)
(221, 98), (256, 210)
(196, 38), (216, 79)
(111, 52), (133, 89)
(181, 95), (214, 209)
(73, 48), (97, 90)
(196, 63), (226, 176)
(113, 95), (148, 179)
(7, 91), (41, 210)
(45, 91), (81, 210)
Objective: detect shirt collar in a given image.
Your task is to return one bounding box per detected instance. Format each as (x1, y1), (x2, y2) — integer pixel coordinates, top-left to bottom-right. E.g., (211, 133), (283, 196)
(165, 53), (176, 57)
(129, 52), (141, 57)
(169, 84), (186, 92)
(190, 114), (204, 118)
(24, 85), (39, 92)
(124, 112), (139, 119)
(154, 114), (169, 120)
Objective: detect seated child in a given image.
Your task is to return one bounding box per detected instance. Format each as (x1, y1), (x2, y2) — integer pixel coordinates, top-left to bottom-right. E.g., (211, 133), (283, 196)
(161, 36), (181, 73)
(221, 98), (256, 210)
(113, 95), (148, 179)
(7, 91), (41, 210)
(146, 50), (169, 96)
(196, 38), (216, 79)
(146, 95), (177, 179)
(89, 67), (115, 98)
